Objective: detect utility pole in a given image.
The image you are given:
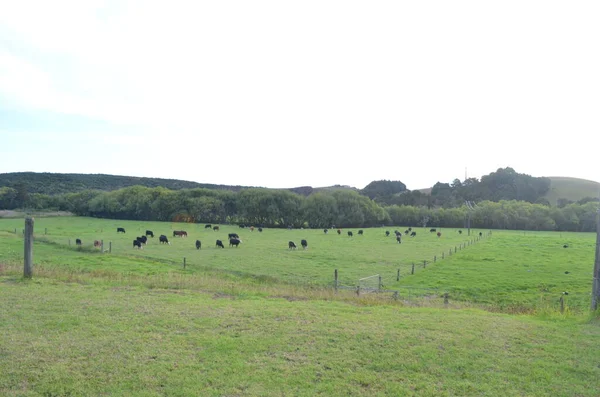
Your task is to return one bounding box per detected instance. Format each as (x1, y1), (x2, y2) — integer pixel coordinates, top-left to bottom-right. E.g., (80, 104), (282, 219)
(592, 207), (600, 311)
(465, 201), (476, 236)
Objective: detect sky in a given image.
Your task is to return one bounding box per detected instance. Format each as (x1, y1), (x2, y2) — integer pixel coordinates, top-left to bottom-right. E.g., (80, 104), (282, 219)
(1, 1), (599, 190)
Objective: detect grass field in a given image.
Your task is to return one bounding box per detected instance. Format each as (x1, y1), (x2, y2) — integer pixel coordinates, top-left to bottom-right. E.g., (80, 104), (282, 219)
(544, 176), (600, 205)
(1, 216), (599, 396)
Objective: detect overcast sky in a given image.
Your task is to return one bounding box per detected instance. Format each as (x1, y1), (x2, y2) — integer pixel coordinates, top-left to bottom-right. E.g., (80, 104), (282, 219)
(1, 1), (598, 190)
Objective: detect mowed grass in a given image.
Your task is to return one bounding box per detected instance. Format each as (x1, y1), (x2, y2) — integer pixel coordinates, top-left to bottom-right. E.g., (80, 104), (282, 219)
(1, 278), (599, 397)
(0, 216), (484, 286)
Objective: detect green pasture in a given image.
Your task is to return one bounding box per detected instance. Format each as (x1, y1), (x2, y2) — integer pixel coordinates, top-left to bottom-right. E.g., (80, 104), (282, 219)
(1, 279), (599, 397)
(0, 216), (596, 311)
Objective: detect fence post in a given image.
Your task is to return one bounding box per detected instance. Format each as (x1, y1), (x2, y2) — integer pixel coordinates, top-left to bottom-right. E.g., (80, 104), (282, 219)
(455, 246), (457, 253)
(423, 260), (426, 268)
(434, 255), (436, 262)
(378, 275), (382, 290)
(68, 239), (71, 246)
(101, 240), (104, 253)
(334, 269), (338, 292)
(109, 242), (112, 253)
(14, 228), (17, 234)
(24, 217), (34, 278)
(411, 263), (415, 274)
(442, 252), (445, 259)
(560, 295), (565, 313)
(396, 269), (400, 281)
(183, 257), (186, 269)
(444, 293), (449, 305)
(44, 228), (47, 235)
(356, 285), (360, 296)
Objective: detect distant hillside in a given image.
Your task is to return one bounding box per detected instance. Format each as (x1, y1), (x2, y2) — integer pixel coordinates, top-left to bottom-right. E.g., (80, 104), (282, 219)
(543, 177), (600, 205)
(415, 176), (600, 205)
(0, 172), (252, 195)
(0, 172), (355, 197)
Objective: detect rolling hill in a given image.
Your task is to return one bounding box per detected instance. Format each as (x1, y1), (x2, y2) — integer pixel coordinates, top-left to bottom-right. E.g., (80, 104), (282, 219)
(542, 176), (600, 205)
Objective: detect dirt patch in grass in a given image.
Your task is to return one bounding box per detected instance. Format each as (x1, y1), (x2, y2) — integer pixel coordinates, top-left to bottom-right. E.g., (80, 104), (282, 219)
(269, 294), (309, 302)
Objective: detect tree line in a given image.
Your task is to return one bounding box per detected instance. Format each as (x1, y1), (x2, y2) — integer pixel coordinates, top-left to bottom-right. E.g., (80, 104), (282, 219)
(1, 185), (598, 232)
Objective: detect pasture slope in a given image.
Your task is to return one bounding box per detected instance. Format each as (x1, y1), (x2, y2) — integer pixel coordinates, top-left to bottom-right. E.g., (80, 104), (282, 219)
(1, 216), (599, 396)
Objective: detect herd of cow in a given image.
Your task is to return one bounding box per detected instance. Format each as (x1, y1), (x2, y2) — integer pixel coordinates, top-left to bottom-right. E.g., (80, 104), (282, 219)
(73, 224), (483, 250)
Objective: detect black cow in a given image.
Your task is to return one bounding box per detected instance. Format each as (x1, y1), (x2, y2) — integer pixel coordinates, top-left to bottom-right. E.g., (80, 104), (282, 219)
(395, 231), (401, 236)
(410, 231), (417, 237)
(117, 227), (125, 233)
(324, 229), (328, 234)
(408, 227), (412, 231)
(159, 235), (170, 245)
(348, 231), (353, 237)
(76, 238), (82, 246)
(288, 241), (297, 250)
(258, 227), (263, 232)
(358, 230), (363, 235)
(385, 231), (390, 236)
(430, 228), (436, 232)
(213, 226), (219, 231)
(145, 230), (154, 237)
(136, 236), (147, 244)
(205, 224), (212, 229)
(216, 239), (224, 248)
(173, 230), (187, 237)
(239, 224), (246, 228)
(228, 233), (240, 239)
(229, 238), (241, 247)
(196, 240), (201, 249)
(404, 229), (409, 235)
(301, 239), (308, 249)
(479, 232), (483, 237)
(337, 229), (341, 235)
(396, 235), (402, 244)
(458, 230), (463, 234)
(437, 232), (441, 238)
(563, 244), (568, 248)
(133, 239), (142, 249)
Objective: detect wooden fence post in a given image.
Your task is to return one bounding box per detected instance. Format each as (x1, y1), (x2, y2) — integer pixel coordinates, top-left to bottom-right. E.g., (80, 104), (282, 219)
(378, 275), (382, 290)
(101, 240), (104, 253)
(334, 269), (338, 292)
(560, 295), (565, 313)
(356, 285), (360, 296)
(442, 252), (445, 259)
(434, 255), (436, 262)
(109, 242), (112, 253)
(455, 246), (457, 253)
(24, 217), (34, 278)
(396, 269), (400, 281)
(444, 293), (449, 305)
(411, 263), (415, 274)
(68, 239), (71, 246)
(423, 260), (426, 268)
(183, 257), (186, 269)
(44, 228), (47, 235)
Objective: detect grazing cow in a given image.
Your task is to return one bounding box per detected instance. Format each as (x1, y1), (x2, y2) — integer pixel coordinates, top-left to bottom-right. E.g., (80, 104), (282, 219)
(301, 239), (308, 249)
(145, 230), (154, 237)
(250, 226), (255, 232)
(216, 239), (224, 248)
(228, 233), (240, 239)
(437, 232), (441, 238)
(117, 227), (125, 233)
(404, 229), (409, 235)
(229, 238), (241, 247)
(133, 239), (143, 249)
(479, 232), (482, 237)
(159, 235), (170, 245)
(430, 228), (436, 233)
(205, 224), (212, 229)
(358, 230), (363, 235)
(94, 240), (101, 248)
(563, 244), (568, 248)
(324, 229), (328, 234)
(258, 227), (263, 232)
(76, 238), (82, 246)
(410, 231), (417, 237)
(213, 226), (219, 231)
(347, 231), (353, 237)
(288, 241), (297, 250)
(396, 235), (402, 244)
(408, 227), (412, 231)
(239, 224), (245, 228)
(458, 230), (463, 234)
(136, 236), (147, 245)
(395, 231), (401, 237)
(337, 229), (341, 235)
(196, 240), (201, 249)
(385, 231), (390, 237)
(173, 230), (188, 237)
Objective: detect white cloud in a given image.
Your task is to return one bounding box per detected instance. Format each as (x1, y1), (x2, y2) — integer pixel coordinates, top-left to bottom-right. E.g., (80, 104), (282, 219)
(0, 1), (599, 188)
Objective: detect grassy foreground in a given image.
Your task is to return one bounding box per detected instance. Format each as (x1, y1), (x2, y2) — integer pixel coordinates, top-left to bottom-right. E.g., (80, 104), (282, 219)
(1, 277), (599, 397)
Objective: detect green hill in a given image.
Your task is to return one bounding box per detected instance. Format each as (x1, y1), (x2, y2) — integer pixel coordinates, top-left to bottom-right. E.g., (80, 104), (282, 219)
(543, 176), (600, 205)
